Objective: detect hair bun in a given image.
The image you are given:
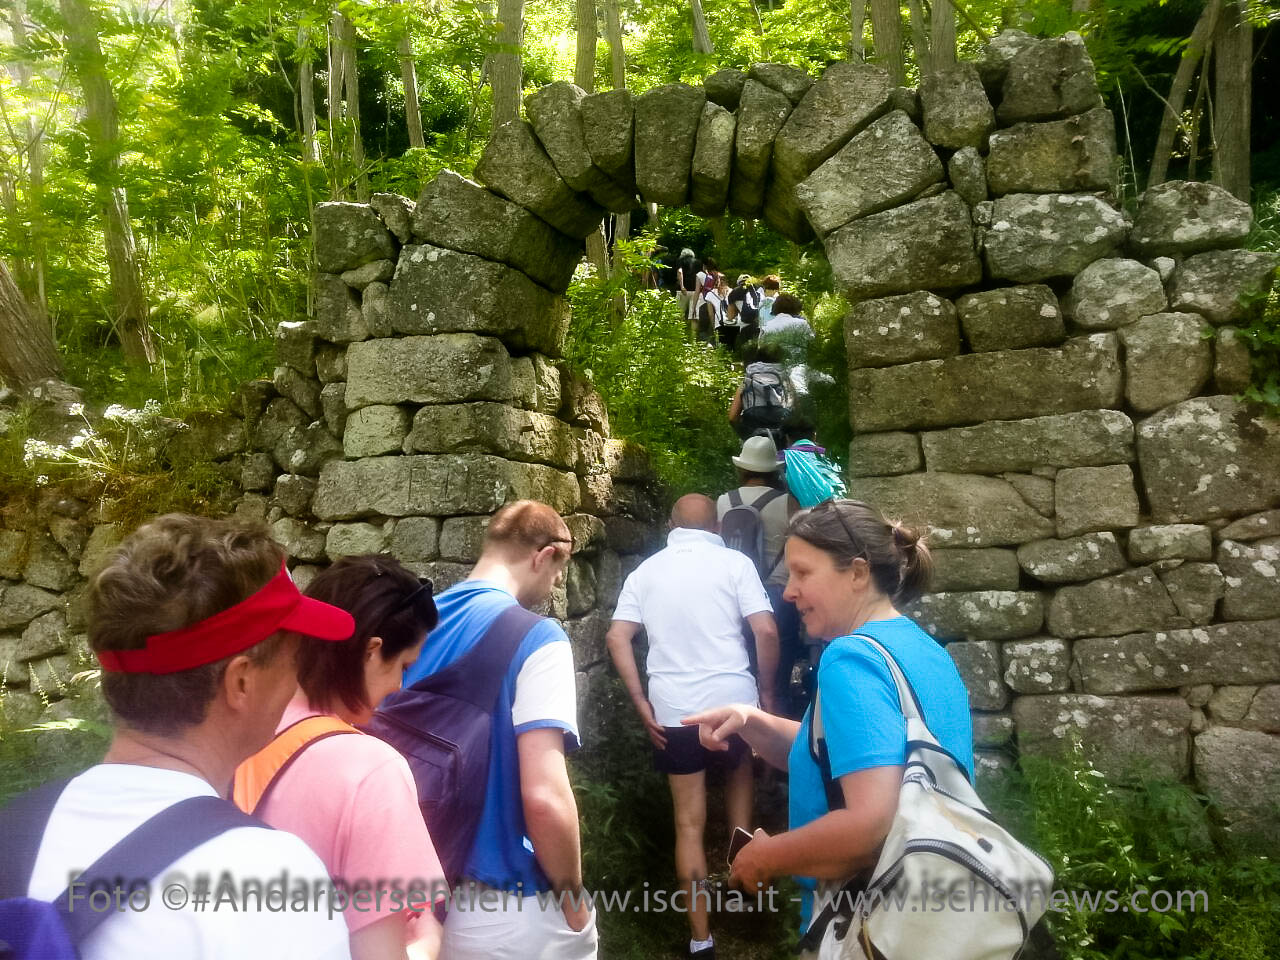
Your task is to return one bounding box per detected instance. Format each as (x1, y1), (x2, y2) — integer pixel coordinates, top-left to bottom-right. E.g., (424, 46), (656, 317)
(891, 522), (918, 550)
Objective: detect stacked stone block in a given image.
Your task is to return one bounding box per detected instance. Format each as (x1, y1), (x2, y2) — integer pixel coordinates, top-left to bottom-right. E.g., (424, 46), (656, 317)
(824, 31), (1279, 849)
(0, 407), (253, 731)
(253, 187), (663, 737)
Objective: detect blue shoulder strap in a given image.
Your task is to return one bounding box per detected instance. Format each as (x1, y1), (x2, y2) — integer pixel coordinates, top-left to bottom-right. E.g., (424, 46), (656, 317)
(408, 603), (542, 709)
(1, 780), (263, 945)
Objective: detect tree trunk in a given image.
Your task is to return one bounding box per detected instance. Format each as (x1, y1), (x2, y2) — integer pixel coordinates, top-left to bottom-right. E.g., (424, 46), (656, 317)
(1212, 0), (1250, 200)
(491, 0), (524, 132)
(298, 26), (320, 162)
(6, 0), (48, 324)
(851, 0), (866, 60)
(327, 10), (347, 197)
(578, 0), (606, 271)
(341, 15), (369, 201)
(1150, 0), (1221, 186)
(605, 0), (625, 89)
(870, 0), (904, 85)
(691, 0), (714, 54)
(904, 0), (930, 77)
(59, 0), (155, 366)
(1188, 40), (1213, 180)
(575, 0), (597, 91)
(930, 0), (956, 71)
(0, 259), (61, 391)
(396, 1), (425, 149)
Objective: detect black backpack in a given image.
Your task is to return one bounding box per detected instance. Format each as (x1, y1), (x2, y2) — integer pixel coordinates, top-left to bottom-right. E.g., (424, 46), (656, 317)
(732, 286), (761, 324)
(720, 488), (786, 579)
(740, 363), (791, 428)
(363, 604), (540, 886)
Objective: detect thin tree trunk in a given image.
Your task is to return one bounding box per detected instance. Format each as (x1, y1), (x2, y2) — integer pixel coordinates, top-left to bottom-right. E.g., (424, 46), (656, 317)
(691, 0), (714, 54)
(396, 1), (425, 149)
(851, 0), (866, 60)
(1150, 0), (1222, 186)
(870, 0), (904, 85)
(491, 0), (524, 132)
(930, 0), (956, 71)
(605, 0), (625, 89)
(749, 0), (766, 51)
(342, 15), (368, 201)
(0, 258), (61, 390)
(577, 0), (607, 272)
(904, 0), (930, 77)
(298, 26), (320, 162)
(1212, 0), (1250, 200)
(1188, 41), (1213, 180)
(59, 0), (155, 366)
(5, 0), (48, 324)
(327, 10), (347, 197)
(605, 0), (628, 294)
(575, 0), (597, 91)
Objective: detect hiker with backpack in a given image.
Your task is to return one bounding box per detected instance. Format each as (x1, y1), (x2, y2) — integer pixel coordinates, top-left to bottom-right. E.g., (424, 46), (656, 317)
(716, 435), (804, 720)
(383, 501), (596, 960)
(728, 342), (793, 443)
(756, 275), (781, 327)
(726, 274), (762, 345)
(605, 494), (778, 960)
(676, 248), (700, 336)
(694, 257), (721, 342)
(703, 273), (737, 349)
(0, 514), (354, 960)
(233, 555), (445, 960)
(683, 502), (1051, 960)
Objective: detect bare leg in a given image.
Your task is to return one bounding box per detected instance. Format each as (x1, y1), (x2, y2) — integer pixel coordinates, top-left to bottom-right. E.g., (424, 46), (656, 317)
(724, 751), (754, 836)
(668, 771), (711, 942)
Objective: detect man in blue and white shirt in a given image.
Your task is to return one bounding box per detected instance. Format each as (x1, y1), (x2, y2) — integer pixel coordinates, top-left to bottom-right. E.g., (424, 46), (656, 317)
(404, 500), (596, 960)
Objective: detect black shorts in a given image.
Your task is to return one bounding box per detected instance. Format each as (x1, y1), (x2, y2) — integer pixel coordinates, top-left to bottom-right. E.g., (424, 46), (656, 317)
(653, 723), (750, 775)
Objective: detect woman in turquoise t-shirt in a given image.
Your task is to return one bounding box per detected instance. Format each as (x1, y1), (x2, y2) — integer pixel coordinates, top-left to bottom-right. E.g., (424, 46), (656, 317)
(683, 499), (973, 925)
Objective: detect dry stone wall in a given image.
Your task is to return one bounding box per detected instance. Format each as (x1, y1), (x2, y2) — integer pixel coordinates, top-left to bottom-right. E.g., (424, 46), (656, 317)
(463, 28), (1277, 846)
(242, 194), (663, 732)
(826, 35), (1280, 850)
(4, 28), (1280, 849)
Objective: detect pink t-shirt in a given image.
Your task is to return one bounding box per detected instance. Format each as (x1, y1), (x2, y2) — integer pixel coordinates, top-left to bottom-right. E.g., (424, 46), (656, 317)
(257, 697), (445, 933)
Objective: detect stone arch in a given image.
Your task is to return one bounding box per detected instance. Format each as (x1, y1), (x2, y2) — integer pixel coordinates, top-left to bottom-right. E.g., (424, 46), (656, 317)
(274, 29), (1280, 847)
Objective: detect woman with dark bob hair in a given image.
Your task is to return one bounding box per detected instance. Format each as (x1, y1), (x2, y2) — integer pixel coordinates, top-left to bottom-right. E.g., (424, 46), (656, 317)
(234, 555), (445, 960)
(683, 500), (973, 929)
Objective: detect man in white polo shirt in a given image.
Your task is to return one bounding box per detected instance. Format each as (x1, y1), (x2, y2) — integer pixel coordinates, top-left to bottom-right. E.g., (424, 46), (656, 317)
(605, 494), (778, 960)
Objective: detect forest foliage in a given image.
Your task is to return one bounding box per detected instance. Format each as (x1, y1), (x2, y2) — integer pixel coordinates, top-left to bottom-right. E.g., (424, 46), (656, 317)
(0, 0), (1276, 431)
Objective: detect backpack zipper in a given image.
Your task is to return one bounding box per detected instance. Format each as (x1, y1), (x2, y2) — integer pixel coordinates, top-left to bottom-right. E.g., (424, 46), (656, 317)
(865, 838), (1029, 940)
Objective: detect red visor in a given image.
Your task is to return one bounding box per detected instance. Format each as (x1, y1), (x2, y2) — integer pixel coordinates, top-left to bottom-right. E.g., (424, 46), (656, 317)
(96, 561), (355, 675)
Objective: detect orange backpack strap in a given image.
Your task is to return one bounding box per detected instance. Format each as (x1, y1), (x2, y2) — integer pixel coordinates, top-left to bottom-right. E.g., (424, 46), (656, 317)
(233, 715), (359, 814)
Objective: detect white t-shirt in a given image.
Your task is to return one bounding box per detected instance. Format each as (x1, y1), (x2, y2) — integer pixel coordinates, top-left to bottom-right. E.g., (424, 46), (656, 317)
(28, 764), (351, 960)
(612, 528), (773, 726)
(760, 312), (814, 338)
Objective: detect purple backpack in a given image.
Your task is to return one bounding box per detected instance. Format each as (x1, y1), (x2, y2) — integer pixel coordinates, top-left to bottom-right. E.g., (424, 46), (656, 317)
(0, 780), (260, 959)
(363, 603), (540, 886)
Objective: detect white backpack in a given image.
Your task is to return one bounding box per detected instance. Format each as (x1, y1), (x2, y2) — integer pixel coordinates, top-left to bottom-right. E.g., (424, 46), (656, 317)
(800, 635), (1054, 960)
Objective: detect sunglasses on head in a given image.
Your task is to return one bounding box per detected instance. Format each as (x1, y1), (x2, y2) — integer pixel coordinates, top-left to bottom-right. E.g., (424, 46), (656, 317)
(387, 576), (435, 618)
